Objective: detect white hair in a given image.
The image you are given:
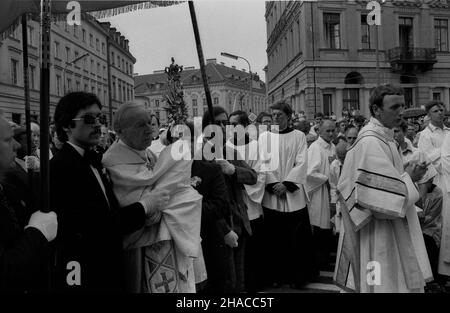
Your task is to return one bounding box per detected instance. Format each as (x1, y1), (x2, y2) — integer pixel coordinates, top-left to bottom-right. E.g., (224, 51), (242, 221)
(113, 102), (146, 135)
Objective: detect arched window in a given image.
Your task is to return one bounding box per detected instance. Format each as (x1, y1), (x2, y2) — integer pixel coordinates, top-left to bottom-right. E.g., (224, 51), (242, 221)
(344, 72), (364, 84)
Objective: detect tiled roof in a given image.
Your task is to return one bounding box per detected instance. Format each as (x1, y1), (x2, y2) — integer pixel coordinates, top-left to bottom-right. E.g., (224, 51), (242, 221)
(134, 62), (266, 94)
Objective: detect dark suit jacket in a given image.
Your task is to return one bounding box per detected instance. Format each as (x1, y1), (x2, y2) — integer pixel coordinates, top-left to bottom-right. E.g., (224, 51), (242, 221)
(223, 148), (257, 237)
(192, 160), (231, 243)
(0, 183), (48, 292)
(50, 143), (146, 292)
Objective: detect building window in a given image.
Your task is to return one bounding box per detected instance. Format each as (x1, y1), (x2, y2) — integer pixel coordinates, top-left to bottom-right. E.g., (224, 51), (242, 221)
(343, 88), (359, 111)
(56, 75), (61, 96)
(73, 25), (78, 38)
(404, 88), (413, 108)
(82, 29), (86, 42)
(12, 113), (21, 125)
(91, 60), (94, 73)
(125, 61), (129, 74)
(102, 42), (105, 54)
(27, 26), (34, 47)
(324, 13), (341, 49)
(130, 64), (133, 74)
(435, 19), (448, 52)
(193, 108), (198, 116)
(96, 38), (99, 51)
(11, 59), (18, 85)
(399, 17), (413, 50)
(112, 77), (116, 99)
(104, 90), (107, 104)
(155, 99), (160, 107)
(103, 66), (106, 79)
(118, 81), (122, 100)
(122, 86), (126, 102)
(55, 42), (60, 59)
(90, 34), (93, 46)
(433, 92), (441, 101)
(66, 47), (71, 63)
(117, 56), (120, 68)
(192, 99), (197, 107)
(67, 78), (72, 92)
(213, 97), (219, 105)
(30, 65), (36, 89)
(323, 94), (332, 116)
(76, 81), (80, 91)
(84, 83), (88, 92)
(122, 59), (125, 71)
(361, 15), (372, 49)
(112, 52), (115, 66)
(97, 62), (100, 74)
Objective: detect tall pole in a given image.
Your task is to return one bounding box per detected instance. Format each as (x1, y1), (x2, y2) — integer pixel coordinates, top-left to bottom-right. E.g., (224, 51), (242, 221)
(106, 37), (113, 128)
(39, 0), (51, 214)
(188, 1), (214, 124)
(310, 2), (317, 116)
(21, 14), (34, 202)
(376, 24), (380, 85)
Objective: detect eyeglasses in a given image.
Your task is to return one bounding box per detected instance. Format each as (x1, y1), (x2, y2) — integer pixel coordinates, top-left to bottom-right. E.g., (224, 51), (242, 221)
(347, 136), (357, 140)
(72, 114), (107, 125)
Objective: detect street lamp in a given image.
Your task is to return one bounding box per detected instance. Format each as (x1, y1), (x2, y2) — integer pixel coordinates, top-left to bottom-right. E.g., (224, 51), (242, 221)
(221, 52), (253, 113)
(63, 52), (89, 93)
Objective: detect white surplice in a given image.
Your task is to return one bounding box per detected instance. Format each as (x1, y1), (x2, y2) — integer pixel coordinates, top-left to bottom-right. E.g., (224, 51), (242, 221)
(438, 133), (450, 276)
(306, 136), (336, 229)
(334, 118), (432, 293)
(259, 128), (308, 212)
(418, 123), (450, 276)
(329, 158), (343, 233)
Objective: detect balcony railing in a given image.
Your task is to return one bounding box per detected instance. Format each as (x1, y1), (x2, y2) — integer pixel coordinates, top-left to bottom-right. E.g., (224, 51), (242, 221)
(387, 47), (437, 72)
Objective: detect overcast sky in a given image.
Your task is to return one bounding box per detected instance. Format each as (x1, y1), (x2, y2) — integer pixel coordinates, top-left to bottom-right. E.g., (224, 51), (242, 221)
(100, 0), (268, 80)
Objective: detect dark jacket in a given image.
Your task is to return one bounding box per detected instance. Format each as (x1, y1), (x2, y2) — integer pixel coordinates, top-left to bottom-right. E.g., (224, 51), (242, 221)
(223, 147), (257, 237)
(192, 160), (231, 243)
(50, 143), (146, 292)
(0, 182), (48, 292)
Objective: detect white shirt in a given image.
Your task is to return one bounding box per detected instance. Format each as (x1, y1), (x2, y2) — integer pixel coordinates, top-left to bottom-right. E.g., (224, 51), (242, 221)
(67, 141), (109, 206)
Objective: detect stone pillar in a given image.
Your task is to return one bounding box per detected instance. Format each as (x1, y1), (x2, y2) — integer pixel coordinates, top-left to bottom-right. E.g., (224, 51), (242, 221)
(444, 88), (450, 111)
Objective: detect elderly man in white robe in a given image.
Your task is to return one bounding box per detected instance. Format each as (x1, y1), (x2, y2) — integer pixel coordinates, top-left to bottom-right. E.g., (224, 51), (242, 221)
(259, 101), (317, 288)
(307, 119), (336, 269)
(102, 102), (203, 293)
(418, 101), (450, 279)
(334, 85), (432, 293)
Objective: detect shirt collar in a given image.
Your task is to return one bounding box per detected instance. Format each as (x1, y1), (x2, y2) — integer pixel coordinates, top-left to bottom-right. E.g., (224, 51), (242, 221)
(67, 141), (85, 156)
(317, 136), (332, 149)
(369, 117), (395, 141)
(428, 122), (450, 132)
(118, 139), (147, 159)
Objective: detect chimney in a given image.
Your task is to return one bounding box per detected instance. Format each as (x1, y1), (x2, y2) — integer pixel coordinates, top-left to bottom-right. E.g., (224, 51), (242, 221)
(120, 35), (125, 48)
(206, 58), (216, 65)
(124, 39), (129, 51)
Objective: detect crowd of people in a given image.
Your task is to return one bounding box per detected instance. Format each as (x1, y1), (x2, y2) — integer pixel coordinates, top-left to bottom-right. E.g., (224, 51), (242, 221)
(1, 85), (450, 293)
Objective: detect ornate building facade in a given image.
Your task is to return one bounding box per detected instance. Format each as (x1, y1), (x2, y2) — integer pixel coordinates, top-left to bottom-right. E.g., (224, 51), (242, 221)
(134, 58), (267, 125)
(0, 14), (135, 125)
(266, 0), (450, 119)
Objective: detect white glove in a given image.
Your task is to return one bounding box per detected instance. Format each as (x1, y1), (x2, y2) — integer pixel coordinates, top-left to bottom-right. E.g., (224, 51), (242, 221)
(139, 188), (170, 215)
(216, 159), (235, 175)
(224, 230), (239, 248)
(24, 155), (40, 171)
(26, 211), (58, 242)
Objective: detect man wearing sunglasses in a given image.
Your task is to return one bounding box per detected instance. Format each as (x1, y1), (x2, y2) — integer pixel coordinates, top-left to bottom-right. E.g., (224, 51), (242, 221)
(50, 92), (169, 292)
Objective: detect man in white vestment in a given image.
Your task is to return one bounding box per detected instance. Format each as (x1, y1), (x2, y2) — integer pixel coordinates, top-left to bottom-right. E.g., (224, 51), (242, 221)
(307, 119), (336, 268)
(259, 102), (317, 288)
(418, 101), (450, 279)
(334, 85), (432, 293)
(329, 141), (348, 234)
(102, 102), (203, 293)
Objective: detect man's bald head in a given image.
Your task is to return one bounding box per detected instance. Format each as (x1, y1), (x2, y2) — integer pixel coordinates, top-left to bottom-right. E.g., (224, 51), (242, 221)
(318, 119), (336, 143)
(0, 116), (19, 174)
(335, 141), (348, 163)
